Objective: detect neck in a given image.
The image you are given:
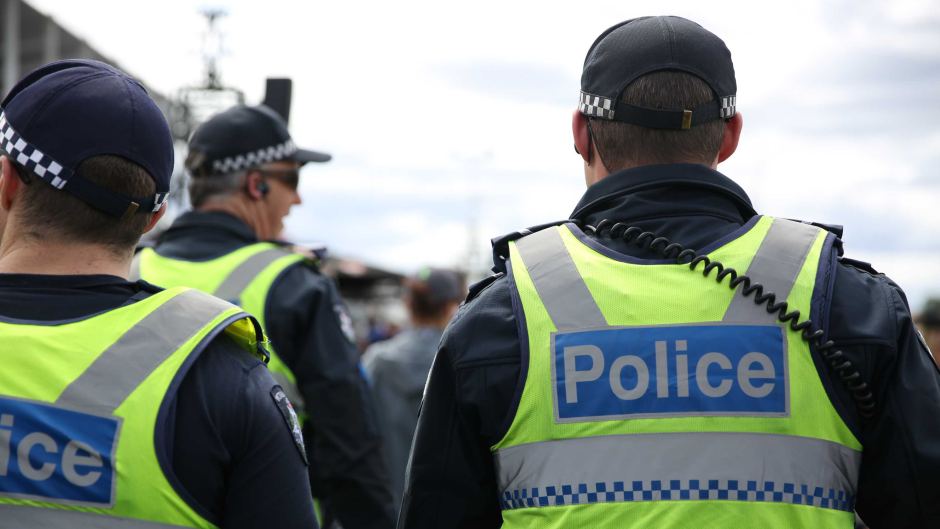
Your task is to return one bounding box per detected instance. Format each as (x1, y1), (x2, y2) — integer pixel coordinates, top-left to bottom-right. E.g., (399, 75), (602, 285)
(0, 237), (131, 277)
(410, 313), (453, 330)
(198, 198), (271, 240)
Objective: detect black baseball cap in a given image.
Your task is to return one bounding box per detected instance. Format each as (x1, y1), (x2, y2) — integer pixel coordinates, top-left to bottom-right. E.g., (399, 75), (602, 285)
(579, 16), (737, 130)
(186, 104), (331, 177)
(0, 59), (173, 218)
(922, 298), (940, 327)
(409, 267), (465, 305)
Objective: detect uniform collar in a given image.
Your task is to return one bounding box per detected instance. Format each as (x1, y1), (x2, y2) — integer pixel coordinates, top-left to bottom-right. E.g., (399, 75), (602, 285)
(570, 163), (756, 222)
(158, 210), (258, 245)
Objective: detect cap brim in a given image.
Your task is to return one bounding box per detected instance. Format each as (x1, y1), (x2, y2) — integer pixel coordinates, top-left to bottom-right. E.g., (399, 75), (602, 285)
(295, 148), (331, 164)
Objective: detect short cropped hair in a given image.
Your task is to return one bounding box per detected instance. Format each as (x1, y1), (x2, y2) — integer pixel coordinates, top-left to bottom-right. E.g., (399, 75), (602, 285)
(589, 71), (726, 171)
(15, 155), (156, 254)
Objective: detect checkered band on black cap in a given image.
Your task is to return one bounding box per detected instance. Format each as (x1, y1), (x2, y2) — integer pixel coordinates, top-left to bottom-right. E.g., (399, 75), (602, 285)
(579, 92), (616, 120)
(0, 112), (70, 188)
(211, 139), (298, 174)
(720, 95), (736, 118)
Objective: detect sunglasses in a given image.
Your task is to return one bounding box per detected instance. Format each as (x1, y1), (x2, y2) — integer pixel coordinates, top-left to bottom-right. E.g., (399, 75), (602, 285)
(256, 168), (300, 190)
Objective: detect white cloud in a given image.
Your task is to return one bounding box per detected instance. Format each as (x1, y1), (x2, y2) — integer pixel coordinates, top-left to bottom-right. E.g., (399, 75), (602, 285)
(24, 0), (940, 301)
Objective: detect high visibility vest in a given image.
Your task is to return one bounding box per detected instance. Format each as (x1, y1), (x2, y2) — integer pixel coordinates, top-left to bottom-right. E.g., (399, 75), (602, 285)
(136, 243), (307, 412)
(495, 216), (861, 528)
(0, 287), (262, 528)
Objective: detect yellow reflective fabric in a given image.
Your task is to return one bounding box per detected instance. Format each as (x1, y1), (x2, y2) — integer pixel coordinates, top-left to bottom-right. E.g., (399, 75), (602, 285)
(495, 216), (860, 529)
(0, 287), (255, 528)
(138, 244), (306, 393)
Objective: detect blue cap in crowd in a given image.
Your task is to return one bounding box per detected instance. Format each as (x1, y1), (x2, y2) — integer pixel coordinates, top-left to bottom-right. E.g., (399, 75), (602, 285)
(0, 59), (173, 218)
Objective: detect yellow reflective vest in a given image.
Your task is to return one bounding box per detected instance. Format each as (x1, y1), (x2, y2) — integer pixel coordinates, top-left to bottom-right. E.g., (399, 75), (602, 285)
(495, 216), (861, 528)
(137, 243), (307, 413)
(0, 287), (262, 528)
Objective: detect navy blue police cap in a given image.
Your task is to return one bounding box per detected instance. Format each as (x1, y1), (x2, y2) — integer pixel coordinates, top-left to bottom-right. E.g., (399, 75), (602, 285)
(0, 59), (173, 218)
(186, 104), (330, 177)
(579, 16), (737, 130)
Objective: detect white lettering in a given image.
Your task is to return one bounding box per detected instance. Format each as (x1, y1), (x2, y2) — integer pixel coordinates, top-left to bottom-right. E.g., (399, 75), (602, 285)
(0, 413), (12, 476)
(62, 440), (104, 487)
(609, 356), (649, 400)
(738, 352), (776, 398)
(563, 345), (604, 404)
(675, 341), (690, 398)
(696, 352), (733, 397)
(655, 341), (669, 398)
(18, 432), (57, 481)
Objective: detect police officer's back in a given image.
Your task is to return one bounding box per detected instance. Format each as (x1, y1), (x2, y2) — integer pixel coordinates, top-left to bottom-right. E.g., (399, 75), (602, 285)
(136, 106), (395, 529)
(399, 17), (940, 529)
(0, 60), (317, 528)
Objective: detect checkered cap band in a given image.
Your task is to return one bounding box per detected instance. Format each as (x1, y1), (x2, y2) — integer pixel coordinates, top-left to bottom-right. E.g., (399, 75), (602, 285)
(579, 91), (616, 120)
(211, 139), (298, 174)
(0, 112), (70, 188)
(720, 95), (736, 118)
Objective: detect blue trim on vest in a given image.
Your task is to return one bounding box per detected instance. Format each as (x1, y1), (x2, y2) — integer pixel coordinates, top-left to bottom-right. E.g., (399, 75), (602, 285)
(500, 478), (854, 512)
(494, 260), (532, 444)
(153, 311), (253, 526)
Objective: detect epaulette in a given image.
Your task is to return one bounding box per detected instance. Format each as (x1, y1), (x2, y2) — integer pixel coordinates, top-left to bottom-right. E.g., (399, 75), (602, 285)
(838, 256), (880, 276)
(270, 240), (325, 268)
(490, 219), (574, 273)
(465, 272), (504, 303)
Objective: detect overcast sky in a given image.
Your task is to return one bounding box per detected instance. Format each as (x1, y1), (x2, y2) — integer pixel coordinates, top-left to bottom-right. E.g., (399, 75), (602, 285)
(28, 0), (940, 310)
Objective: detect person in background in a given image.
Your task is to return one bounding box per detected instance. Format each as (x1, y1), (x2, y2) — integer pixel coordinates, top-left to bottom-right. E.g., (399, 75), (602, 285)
(916, 297), (940, 367)
(364, 267), (465, 510)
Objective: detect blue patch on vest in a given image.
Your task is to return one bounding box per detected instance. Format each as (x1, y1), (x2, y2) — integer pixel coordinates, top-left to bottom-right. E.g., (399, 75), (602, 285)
(552, 325), (788, 421)
(0, 396), (118, 506)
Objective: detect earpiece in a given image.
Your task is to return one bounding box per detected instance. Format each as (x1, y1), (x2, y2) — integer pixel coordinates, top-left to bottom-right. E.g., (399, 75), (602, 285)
(256, 181), (270, 196)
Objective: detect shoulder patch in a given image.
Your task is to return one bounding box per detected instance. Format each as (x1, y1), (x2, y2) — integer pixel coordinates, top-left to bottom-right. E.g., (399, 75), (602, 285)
(270, 386), (308, 465)
(333, 303), (357, 343)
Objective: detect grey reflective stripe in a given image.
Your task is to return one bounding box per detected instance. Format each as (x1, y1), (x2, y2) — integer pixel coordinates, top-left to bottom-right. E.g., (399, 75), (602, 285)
(272, 370), (306, 413)
(213, 248), (290, 302)
(723, 219), (821, 324)
(0, 504), (198, 529)
(495, 432), (859, 512)
(56, 289), (235, 415)
(128, 252), (142, 281)
(515, 228), (607, 330)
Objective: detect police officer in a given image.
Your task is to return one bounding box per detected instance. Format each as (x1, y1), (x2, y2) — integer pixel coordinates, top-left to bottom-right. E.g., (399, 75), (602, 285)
(399, 17), (940, 529)
(136, 105), (395, 529)
(0, 60), (316, 528)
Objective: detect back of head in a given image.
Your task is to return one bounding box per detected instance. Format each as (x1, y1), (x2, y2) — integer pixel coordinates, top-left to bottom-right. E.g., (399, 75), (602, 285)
(578, 16), (737, 172)
(920, 298), (940, 329)
(406, 267), (465, 321)
(16, 155), (157, 252)
(0, 59), (173, 255)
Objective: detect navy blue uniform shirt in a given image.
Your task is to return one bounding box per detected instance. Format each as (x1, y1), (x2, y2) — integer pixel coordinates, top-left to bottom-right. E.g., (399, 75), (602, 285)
(151, 211), (395, 529)
(0, 273), (317, 529)
(399, 164), (940, 529)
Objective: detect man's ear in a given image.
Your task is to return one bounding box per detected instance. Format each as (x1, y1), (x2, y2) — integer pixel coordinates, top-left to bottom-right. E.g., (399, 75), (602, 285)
(572, 110), (592, 164)
(0, 156), (25, 212)
(142, 202), (167, 234)
(716, 112), (743, 165)
(244, 170), (266, 201)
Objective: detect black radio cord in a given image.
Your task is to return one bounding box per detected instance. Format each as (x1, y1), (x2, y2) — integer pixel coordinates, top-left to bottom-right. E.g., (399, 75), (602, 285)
(585, 220), (877, 419)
